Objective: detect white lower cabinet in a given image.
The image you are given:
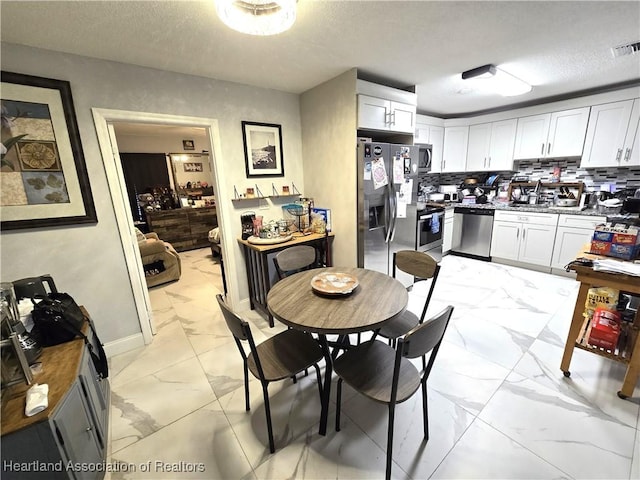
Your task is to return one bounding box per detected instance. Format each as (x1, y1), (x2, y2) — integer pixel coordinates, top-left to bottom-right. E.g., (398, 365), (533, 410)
(490, 211), (558, 267)
(550, 214), (606, 270)
(443, 209), (454, 253)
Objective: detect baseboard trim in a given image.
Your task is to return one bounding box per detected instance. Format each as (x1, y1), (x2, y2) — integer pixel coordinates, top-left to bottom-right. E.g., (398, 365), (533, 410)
(104, 333), (145, 358)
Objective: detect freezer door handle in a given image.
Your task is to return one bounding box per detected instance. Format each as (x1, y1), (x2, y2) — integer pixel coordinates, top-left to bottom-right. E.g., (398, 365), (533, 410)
(385, 183), (396, 243)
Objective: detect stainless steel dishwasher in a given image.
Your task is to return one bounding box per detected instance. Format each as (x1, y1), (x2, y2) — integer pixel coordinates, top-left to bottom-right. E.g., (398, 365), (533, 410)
(451, 207), (494, 261)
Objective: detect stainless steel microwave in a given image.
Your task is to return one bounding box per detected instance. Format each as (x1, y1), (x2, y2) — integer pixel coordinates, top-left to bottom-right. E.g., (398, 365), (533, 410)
(417, 144), (432, 173)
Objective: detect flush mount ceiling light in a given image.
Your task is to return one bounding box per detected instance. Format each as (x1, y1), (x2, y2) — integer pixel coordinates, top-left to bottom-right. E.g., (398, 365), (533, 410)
(461, 64), (532, 97)
(215, 0), (296, 36)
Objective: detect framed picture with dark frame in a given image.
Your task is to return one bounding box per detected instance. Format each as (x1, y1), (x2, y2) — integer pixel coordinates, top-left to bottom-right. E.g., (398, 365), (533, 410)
(1, 71), (97, 231)
(242, 121), (284, 178)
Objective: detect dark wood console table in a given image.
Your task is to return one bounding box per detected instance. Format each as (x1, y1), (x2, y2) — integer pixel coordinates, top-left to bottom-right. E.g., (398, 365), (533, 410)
(146, 206), (217, 252)
(237, 232), (334, 327)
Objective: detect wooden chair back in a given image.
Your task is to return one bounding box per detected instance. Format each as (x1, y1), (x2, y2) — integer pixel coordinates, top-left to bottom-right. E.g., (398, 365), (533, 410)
(398, 306), (454, 376)
(216, 294), (249, 341)
(392, 250), (441, 322)
(273, 245), (319, 279)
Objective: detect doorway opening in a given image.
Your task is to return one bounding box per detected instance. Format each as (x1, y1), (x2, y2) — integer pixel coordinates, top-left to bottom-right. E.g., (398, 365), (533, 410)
(92, 108), (236, 348)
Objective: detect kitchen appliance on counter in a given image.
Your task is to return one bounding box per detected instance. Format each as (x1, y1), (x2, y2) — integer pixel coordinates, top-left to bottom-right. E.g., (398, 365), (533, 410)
(357, 142), (426, 287)
(451, 207), (495, 261)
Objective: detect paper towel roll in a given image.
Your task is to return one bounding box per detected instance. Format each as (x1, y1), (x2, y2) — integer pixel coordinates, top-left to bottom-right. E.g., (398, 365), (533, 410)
(25, 383), (49, 417)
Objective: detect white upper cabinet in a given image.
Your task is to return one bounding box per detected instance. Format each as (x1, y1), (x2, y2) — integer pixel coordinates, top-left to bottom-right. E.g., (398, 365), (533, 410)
(357, 95), (416, 134)
(441, 126), (469, 172)
(624, 99), (640, 166)
(356, 81), (417, 135)
(581, 99), (639, 168)
(514, 107), (590, 159)
(466, 119), (516, 171)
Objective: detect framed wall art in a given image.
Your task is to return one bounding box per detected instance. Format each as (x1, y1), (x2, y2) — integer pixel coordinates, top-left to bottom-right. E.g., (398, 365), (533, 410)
(242, 121), (284, 178)
(1, 72), (97, 230)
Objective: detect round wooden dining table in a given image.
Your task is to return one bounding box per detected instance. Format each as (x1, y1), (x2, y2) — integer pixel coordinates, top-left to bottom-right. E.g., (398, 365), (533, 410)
(267, 267), (408, 435)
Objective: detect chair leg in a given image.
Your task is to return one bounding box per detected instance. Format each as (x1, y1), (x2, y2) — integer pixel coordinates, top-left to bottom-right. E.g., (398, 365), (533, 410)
(243, 360), (250, 411)
(335, 377), (343, 432)
(386, 403), (396, 480)
(313, 364), (323, 399)
(421, 380), (429, 442)
(261, 382), (276, 453)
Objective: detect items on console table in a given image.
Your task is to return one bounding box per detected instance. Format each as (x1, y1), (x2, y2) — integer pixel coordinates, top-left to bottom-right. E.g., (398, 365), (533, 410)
(561, 252), (640, 399)
(146, 206), (217, 252)
(1, 308), (110, 480)
(237, 232), (334, 327)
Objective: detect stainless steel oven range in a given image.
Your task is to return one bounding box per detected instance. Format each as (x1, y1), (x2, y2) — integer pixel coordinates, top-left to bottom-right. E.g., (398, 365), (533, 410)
(416, 206), (445, 262)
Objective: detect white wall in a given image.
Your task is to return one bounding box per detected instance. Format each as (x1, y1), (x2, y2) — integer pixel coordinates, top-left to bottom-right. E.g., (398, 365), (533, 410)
(0, 43), (305, 345)
(301, 69), (358, 267)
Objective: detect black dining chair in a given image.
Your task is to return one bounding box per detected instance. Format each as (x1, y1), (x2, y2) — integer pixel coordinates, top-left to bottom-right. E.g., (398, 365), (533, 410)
(273, 245), (320, 280)
(334, 305), (454, 480)
(375, 250), (440, 349)
(215, 294), (324, 453)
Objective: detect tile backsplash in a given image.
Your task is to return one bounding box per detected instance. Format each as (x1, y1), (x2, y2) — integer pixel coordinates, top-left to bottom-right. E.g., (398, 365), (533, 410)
(420, 158), (640, 193)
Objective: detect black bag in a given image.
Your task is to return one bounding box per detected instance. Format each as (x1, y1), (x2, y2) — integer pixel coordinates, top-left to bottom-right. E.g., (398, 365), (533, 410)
(31, 293), (109, 379)
(31, 292), (86, 346)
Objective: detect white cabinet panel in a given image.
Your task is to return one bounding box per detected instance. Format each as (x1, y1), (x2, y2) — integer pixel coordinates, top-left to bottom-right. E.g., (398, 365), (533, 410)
(443, 209), (454, 253)
(551, 214), (606, 270)
(491, 211), (558, 267)
(490, 221), (521, 260)
(466, 123), (492, 171)
(519, 223), (556, 266)
(358, 95), (391, 131)
(581, 99), (635, 167)
(514, 107), (589, 160)
(442, 126), (469, 172)
(488, 118), (517, 170)
(547, 108), (590, 157)
(466, 119), (516, 172)
(358, 94), (416, 134)
(514, 114), (551, 159)
(551, 227), (593, 270)
(623, 98), (640, 166)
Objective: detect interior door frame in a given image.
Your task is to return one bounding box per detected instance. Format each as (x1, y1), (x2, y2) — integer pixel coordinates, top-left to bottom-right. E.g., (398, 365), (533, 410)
(92, 108), (230, 344)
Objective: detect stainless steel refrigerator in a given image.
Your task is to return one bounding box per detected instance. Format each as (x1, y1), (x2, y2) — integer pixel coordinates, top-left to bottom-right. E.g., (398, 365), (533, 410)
(357, 142), (420, 287)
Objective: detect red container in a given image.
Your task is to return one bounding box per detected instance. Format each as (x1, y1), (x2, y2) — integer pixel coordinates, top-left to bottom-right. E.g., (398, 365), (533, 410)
(588, 308), (621, 350)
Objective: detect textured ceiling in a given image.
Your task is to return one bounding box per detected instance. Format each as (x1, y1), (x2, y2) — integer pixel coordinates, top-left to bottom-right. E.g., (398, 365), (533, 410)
(1, 1), (639, 117)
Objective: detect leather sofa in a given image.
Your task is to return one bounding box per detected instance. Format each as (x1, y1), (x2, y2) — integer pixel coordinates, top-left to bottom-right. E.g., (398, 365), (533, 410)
(137, 230), (182, 288)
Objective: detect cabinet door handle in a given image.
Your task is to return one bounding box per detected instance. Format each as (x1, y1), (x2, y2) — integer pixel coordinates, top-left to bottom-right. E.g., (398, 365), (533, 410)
(86, 426), (92, 432)
(389, 111), (396, 126)
(483, 157), (486, 167)
(488, 156), (491, 166)
(516, 227), (519, 240)
(541, 143), (545, 155)
(624, 148), (631, 161)
(442, 160), (446, 170)
(547, 143), (551, 155)
(616, 148), (623, 161)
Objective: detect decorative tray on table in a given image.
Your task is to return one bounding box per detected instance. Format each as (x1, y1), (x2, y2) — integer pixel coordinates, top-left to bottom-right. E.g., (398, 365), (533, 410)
(311, 272), (359, 295)
(247, 235), (292, 245)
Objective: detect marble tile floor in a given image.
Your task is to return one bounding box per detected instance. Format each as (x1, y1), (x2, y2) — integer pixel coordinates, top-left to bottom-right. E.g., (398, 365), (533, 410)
(106, 248), (640, 479)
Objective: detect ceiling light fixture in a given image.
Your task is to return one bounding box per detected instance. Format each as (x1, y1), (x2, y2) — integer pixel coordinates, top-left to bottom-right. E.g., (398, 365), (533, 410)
(461, 64), (532, 97)
(215, 0), (297, 36)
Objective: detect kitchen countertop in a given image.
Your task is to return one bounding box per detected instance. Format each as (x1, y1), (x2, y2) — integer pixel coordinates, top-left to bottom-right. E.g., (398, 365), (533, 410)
(443, 203), (609, 217)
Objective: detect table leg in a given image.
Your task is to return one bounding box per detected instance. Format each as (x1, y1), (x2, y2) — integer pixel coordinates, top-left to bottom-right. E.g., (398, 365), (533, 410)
(317, 334), (332, 436)
(560, 282), (590, 375)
